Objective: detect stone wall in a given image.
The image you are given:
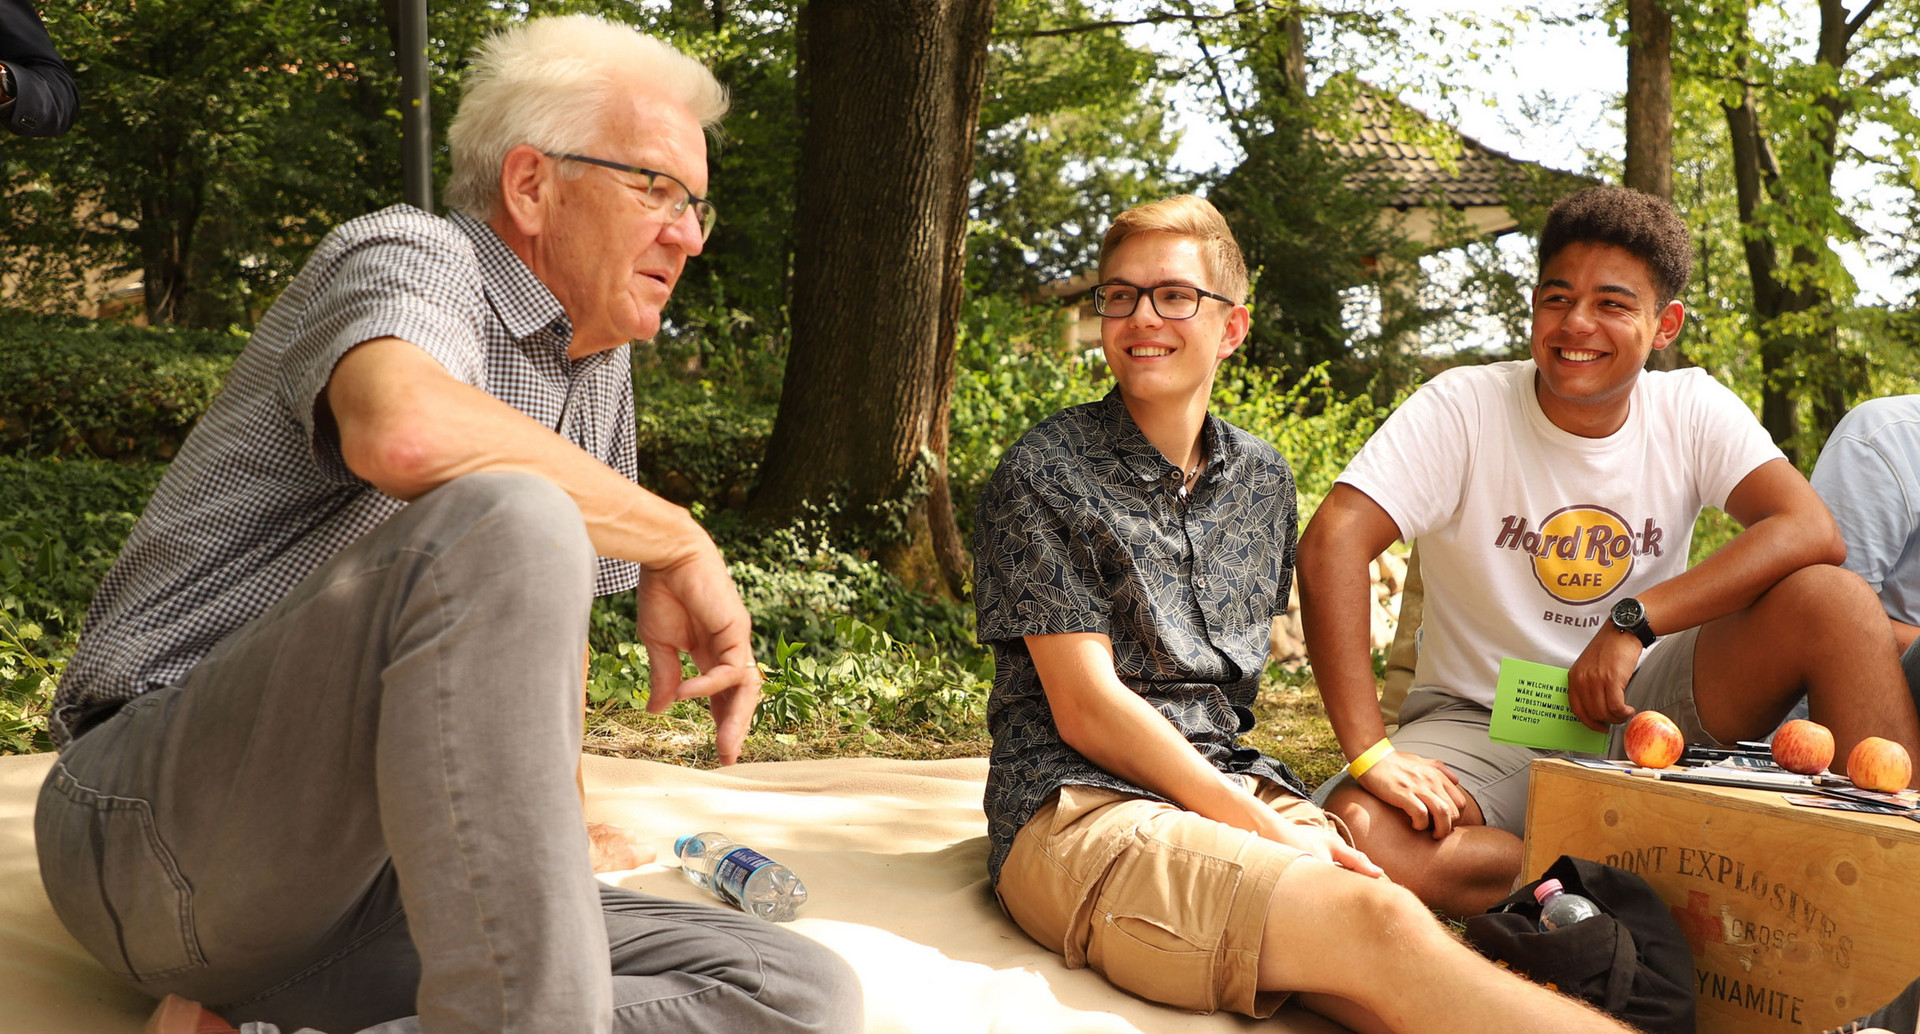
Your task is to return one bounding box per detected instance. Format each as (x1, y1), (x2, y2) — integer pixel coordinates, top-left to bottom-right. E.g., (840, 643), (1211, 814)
(1268, 550), (1408, 665)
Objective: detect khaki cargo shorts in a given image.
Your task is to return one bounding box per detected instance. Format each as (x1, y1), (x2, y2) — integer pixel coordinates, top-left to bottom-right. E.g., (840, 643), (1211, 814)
(995, 778), (1351, 1017)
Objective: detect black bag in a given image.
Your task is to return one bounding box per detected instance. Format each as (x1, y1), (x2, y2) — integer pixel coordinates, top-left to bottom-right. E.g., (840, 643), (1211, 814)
(1464, 855), (1696, 1034)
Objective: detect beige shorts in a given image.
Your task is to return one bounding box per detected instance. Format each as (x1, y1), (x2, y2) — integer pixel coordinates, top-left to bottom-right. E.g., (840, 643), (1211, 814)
(994, 779), (1351, 1017)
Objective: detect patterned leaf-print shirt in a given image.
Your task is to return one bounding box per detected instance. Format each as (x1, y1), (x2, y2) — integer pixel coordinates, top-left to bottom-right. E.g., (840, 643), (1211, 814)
(974, 388), (1309, 884)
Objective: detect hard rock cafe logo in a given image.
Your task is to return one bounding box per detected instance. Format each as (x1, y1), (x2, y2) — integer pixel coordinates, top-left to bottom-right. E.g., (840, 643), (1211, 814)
(1492, 504), (1664, 605)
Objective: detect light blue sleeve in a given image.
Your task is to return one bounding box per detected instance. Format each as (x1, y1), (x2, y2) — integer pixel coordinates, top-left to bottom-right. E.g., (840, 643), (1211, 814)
(1812, 427), (1913, 594)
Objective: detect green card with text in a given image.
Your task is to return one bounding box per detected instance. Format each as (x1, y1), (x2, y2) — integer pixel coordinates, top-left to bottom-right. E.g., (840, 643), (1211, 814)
(1489, 658), (1609, 754)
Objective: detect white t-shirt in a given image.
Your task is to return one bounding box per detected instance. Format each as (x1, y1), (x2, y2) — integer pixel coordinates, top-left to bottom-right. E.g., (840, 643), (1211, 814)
(1810, 395), (1920, 626)
(1337, 360), (1784, 708)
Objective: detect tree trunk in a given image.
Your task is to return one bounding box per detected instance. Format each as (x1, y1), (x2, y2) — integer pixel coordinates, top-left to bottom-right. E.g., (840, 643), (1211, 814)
(1623, 0), (1673, 202)
(1718, 0), (1870, 461)
(138, 147), (203, 327)
(1625, 0), (1680, 370)
(1722, 80), (1793, 459)
(754, 0), (996, 598)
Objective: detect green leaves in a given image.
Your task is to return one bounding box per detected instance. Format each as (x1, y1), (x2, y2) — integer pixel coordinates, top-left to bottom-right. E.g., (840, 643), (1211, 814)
(970, 0), (1178, 295)
(0, 310), (243, 460)
(583, 610), (987, 742)
(0, 611), (62, 755)
(754, 617), (987, 738)
(0, 455), (162, 754)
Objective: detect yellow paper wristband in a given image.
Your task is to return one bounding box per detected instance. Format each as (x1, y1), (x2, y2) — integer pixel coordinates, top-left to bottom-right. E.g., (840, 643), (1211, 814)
(1346, 738), (1396, 779)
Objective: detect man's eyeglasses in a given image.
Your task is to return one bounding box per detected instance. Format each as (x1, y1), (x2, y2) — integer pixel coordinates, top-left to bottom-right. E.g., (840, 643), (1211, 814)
(545, 152), (717, 241)
(1091, 282), (1237, 320)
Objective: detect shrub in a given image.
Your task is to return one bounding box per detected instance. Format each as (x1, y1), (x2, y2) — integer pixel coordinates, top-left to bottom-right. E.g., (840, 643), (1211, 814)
(0, 613), (61, 755)
(1210, 362), (1406, 513)
(586, 612), (988, 745)
(0, 456), (165, 635)
(585, 506), (990, 742)
(626, 335), (786, 512)
(0, 310), (243, 460)
(631, 391), (774, 511)
(755, 618), (987, 740)
(0, 456), (166, 753)
(950, 295), (1107, 498)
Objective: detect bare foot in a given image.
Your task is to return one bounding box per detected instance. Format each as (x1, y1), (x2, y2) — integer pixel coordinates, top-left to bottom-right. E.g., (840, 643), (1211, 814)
(146, 994), (237, 1034)
(588, 822), (656, 872)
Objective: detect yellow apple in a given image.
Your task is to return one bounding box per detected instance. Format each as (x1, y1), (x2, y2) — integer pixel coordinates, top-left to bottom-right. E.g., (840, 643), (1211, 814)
(1770, 719), (1835, 775)
(1847, 737), (1913, 793)
(1625, 710), (1685, 769)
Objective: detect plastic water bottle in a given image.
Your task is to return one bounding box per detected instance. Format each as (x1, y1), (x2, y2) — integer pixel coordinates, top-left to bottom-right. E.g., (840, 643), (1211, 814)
(1534, 878), (1603, 931)
(673, 832), (808, 922)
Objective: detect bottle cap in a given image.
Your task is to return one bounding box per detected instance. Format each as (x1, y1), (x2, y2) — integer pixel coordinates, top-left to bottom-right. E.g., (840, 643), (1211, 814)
(674, 834), (694, 855)
(1533, 878), (1564, 904)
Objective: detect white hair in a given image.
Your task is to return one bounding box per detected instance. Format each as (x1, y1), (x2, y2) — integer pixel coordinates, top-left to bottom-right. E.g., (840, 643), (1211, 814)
(444, 15), (729, 219)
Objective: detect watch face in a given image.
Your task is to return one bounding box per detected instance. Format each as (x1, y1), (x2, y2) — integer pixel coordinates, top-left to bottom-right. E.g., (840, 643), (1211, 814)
(1612, 597), (1645, 628)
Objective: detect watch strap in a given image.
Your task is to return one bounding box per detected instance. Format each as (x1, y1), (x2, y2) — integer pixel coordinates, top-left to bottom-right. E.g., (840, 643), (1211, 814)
(1614, 599), (1657, 647)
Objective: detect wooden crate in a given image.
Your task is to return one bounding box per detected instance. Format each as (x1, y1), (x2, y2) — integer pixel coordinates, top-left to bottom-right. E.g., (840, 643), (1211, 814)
(1522, 759), (1920, 1034)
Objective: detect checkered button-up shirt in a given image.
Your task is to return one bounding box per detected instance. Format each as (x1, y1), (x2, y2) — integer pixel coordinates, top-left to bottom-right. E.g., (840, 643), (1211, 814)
(973, 389), (1309, 884)
(53, 205), (640, 747)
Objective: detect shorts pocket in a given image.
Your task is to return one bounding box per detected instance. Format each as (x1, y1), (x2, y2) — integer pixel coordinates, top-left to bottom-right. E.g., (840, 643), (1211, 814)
(37, 763), (206, 982)
(1086, 834), (1239, 1014)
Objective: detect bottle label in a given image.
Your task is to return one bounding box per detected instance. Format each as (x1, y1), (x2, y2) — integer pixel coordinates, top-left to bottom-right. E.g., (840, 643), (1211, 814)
(711, 846), (776, 908)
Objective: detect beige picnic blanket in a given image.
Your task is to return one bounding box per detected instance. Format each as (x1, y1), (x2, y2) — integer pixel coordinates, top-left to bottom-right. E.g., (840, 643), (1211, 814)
(0, 751), (1344, 1033)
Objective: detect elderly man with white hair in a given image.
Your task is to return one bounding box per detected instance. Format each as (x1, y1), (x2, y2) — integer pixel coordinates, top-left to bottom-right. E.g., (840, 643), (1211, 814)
(35, 16), (862, 1034)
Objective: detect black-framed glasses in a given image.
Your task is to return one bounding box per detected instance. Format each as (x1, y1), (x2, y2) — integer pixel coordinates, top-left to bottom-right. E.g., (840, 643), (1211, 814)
(545, 152), (717, 241)
(1091, 282), (1238, 320)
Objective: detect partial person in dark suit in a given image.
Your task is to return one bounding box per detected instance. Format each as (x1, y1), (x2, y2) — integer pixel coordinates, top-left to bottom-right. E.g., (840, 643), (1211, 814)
(0, 0), (77, 137)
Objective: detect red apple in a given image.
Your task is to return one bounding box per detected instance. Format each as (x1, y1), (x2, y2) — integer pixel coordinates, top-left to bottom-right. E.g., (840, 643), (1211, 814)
(1625, 710), (1685, 769)
(1770, 719), (1835, 775)
(1847, 737), (1913, 792)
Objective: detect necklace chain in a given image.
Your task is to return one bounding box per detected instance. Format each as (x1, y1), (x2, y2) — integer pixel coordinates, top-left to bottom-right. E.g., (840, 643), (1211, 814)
(1176, 451), (1205, 501)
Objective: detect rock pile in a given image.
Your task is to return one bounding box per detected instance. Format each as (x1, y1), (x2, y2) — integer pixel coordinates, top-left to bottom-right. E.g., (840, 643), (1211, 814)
(1268, 550), (1408, 665)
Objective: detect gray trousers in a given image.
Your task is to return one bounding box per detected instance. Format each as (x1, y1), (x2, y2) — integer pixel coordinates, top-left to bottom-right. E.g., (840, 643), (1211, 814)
(35, 473), (863, 1034)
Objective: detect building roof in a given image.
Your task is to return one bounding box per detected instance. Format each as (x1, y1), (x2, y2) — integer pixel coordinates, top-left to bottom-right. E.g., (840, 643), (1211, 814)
(1320, 92), (1545, 211)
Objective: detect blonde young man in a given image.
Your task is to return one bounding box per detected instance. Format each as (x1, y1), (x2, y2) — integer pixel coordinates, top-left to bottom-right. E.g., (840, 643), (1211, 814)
(37, 17), (860, 1034)
(974, 194), (1634, 1033)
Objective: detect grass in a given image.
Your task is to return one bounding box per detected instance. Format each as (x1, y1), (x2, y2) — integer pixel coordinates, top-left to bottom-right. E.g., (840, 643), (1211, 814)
(584, 659), (1357, 795)
(1245, 663), (1350, 790)
(584, 705), (994, 766)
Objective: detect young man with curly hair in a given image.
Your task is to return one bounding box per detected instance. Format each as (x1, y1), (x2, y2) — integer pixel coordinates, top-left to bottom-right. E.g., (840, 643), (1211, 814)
(1301, 185), (1920, 917)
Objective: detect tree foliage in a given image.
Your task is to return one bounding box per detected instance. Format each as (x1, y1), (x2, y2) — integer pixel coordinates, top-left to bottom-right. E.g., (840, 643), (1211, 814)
(1187, 2), (1505, 397)
(0, 0), (523, 327)
(1665, 0), (1920, 459)
(969, 0), (1179, 296)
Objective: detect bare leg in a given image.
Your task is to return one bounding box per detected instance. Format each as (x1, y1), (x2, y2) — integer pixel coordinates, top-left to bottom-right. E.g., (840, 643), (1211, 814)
(1694, 565), (1920, 786)
(1323, 783), (1521, 918)
(1295, 992), (1393, 1034)
(1259, 861), (1631, 1033)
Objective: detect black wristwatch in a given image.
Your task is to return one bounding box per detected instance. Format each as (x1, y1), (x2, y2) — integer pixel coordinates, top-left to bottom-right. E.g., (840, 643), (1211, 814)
(1610, 596), (1657, 647)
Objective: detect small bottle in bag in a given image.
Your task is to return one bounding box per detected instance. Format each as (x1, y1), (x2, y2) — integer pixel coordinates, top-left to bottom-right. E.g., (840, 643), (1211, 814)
(1533, 878), (1603, 931)
(673, 831), (809, 922)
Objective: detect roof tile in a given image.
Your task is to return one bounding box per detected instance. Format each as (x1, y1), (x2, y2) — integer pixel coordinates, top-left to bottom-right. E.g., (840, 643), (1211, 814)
(1317, 91), (1543, 208)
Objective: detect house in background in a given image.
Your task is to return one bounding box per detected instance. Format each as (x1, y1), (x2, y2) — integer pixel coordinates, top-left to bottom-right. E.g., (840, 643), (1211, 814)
(1041, 91), (1582, 352)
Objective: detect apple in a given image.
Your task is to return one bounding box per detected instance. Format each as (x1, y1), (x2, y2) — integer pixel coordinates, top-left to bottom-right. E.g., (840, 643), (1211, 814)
(1624, 710), (1685, 769)
(1846, 737), (1913, 792)
(1770, 719), (1835, 775)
